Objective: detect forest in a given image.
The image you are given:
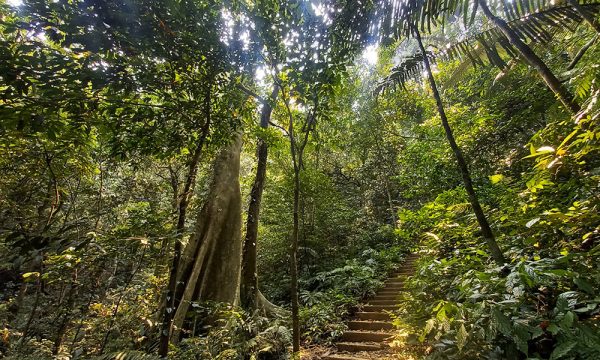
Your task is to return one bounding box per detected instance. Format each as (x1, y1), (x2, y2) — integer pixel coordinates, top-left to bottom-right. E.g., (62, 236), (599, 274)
(1, 0), (599, 359)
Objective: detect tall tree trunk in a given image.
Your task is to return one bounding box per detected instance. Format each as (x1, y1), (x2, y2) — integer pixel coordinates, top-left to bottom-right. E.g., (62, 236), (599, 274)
(290, 163), (301, 355)
(158, 90), (212, 357)
(241, 85), (278, 310)
(414, 26), (506, 266)
(289, 127), (301, 356)
(478, 0), (580, 114)
(567, 0), (600, 33)
(169, 132), (244, 342)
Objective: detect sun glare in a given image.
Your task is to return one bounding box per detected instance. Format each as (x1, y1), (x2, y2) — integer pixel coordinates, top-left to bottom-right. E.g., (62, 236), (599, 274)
(362, 44), (378, 66)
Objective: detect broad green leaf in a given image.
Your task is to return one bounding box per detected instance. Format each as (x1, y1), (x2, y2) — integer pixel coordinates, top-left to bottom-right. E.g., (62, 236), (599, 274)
(456, 323), (468, 351)
(549, 341), (576, 360)
(491, 308), (512, 336)
(489, 174), (504, 184)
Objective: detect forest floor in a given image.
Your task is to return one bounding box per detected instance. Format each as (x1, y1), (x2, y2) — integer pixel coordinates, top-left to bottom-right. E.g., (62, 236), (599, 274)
(300, 253), (429, 360)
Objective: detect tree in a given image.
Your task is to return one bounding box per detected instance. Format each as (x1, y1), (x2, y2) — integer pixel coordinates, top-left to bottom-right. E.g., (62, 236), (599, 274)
(377, 29), (506, 264)
(240, 84), (279, 310)
(359, 0), (600, 114)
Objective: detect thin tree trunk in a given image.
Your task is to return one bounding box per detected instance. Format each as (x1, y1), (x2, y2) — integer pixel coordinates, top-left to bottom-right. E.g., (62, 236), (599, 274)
(566, 0), (600, 33)
(17, 275), (41, 350)
(241, 85), (279, 309)
(94, 162), (103, 231)
(567, 34), (598, 70)
(290, 163), (301, 355)
(289, 127), (301, 355)
(99, 246), (147, 355)
(414, 26), (506, 266)
(281, 86), (313, 355)
(478, 0), (580, 114)
(52, 268), (78, 355)
(68, 262), (107, 355)
(158, 89), (212, 357)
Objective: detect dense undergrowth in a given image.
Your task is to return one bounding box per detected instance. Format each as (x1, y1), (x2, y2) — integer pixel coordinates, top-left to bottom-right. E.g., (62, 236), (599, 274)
(393, 106), (600, 359)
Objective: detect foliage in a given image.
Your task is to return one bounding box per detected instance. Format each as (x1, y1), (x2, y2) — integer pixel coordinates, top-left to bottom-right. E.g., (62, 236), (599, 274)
(170, 302), (291, 360)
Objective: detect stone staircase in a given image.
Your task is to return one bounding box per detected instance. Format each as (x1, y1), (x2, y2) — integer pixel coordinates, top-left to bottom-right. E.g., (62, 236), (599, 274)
(322, 254), (419, 360)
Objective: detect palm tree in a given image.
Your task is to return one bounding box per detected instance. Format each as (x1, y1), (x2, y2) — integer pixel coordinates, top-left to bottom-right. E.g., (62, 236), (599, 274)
(353, 0), (600, 114)
(377, 28), (506, 265)
(475, 0), (580, 113)
(374, 1), (600, 265)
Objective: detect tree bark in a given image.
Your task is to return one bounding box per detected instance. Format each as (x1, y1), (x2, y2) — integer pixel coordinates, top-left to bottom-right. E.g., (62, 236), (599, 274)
(478, 0), (580, 114)
(241, 85), (279, 310)
(414, 26), (506, 266)
(169, 132), (244, 343)
(158, 90), (212, 357)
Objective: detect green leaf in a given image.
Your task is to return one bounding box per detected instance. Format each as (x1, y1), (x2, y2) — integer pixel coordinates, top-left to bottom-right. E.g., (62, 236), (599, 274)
(514, 323), (530, 355)
(22, 272), (40, 282)
(491, 308), (512, 336)
(547, 323), (560, 335)
(489, 174), (504, 184)
(559, 311), (575, 329)
(525, 217), (540, 228)
(549, 341), (577, 360)
(456, 323), (468, 351)
(574, 277), (595, 295)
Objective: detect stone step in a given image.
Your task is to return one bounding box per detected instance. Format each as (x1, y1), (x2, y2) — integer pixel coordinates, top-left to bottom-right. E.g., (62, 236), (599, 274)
(383, 285), (404, 290)
(376, 291), (401, 296)
(378, 287), (401, 292)
(341, 331), (393, 343)
(356, 312), (390, 321)
(372, 294), (398, 300)
(381, 285), (404, 291)
(336, 342), (384, 352)
(368, 299), (398, 306)
(385, 279), (405, 284)
(362, 304), (398, 312)
(348, 320), (394, 331)
(322, 355), (368, 360)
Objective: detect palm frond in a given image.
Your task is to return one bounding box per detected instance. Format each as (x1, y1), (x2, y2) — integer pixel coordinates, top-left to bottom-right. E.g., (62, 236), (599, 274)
(375, 51), (435, 94)
(376, 2), (600, 94)
(441, 4), (600, 69)
(355, 0), (600, 44)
